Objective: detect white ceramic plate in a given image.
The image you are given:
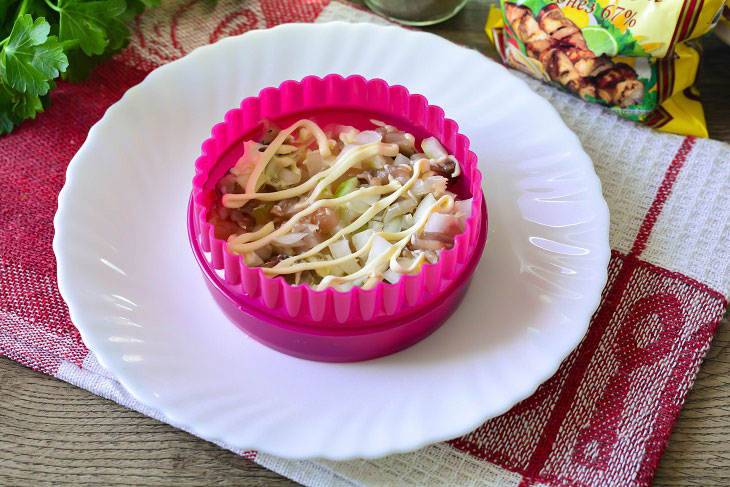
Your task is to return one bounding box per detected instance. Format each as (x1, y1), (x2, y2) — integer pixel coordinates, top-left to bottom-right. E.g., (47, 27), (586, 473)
(54, 22), (610, 460)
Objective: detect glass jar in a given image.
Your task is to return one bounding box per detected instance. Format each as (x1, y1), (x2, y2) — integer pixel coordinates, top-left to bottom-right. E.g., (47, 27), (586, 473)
(364, 0), (469, 26)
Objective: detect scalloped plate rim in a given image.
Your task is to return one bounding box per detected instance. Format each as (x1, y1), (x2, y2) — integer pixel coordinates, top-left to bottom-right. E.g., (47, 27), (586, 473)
(53, 21), (610, 460)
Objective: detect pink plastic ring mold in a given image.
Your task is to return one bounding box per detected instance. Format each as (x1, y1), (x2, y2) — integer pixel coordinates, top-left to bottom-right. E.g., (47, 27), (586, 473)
(189, 74), (487, 362)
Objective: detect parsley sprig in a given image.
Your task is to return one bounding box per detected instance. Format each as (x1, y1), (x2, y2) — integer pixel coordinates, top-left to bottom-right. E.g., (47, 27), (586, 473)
(0, 0), (159, 134)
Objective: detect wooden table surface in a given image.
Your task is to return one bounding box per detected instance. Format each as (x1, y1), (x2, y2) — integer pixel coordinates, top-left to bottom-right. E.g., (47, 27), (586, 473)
(1, 1), (729, 485)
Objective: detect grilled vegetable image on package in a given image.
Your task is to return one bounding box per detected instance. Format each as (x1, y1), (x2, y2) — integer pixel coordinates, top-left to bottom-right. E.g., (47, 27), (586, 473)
(485, 0), (726, 137)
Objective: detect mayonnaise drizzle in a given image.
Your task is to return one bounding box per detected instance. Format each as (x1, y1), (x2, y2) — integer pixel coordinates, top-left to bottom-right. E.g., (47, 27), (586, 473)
(270, 159), (430, 269)
(261, 194), (452, 282)
(243, 119), (330, 195)
(227, 181), (400, 253)
(215, 119), (466, 290)
(222, 142), (398, 208)
(315, 195), (453, 290)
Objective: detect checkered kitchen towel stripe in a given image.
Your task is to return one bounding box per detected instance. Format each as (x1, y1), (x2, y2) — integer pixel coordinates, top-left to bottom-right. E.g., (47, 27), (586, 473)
(2, 1), (729, 485)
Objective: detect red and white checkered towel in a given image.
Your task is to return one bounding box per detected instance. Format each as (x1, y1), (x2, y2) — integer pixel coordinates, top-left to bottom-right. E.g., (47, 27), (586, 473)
(2, 1), (729, 485)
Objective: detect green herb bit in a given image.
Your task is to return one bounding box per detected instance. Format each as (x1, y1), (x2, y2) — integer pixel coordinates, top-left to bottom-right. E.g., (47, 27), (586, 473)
(253, 202), (274, 225)
(334, 177), (357, 198)
(319, 186), (334, 199)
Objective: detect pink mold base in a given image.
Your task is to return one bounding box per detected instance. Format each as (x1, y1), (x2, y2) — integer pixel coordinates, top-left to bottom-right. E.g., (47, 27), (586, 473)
(189, 195), (487, 362)
(189, 74), (487, 362)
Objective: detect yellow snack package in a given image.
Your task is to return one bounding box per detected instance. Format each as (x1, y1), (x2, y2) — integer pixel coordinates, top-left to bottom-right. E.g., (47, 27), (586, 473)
(485, 3), (712, 137)
(716, 6), (730, 44)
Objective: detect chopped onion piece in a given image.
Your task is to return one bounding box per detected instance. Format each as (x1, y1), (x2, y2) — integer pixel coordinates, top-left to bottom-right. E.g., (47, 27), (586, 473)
(338, 281), (355, 292)
(424, 212), (461, 236)
(384, 198), (417, 222)
(368, 220), (384, 231)
(328, 238), (351, 258)
(352, 229), (374, 252)
(421, 137), (448, 160)
(394, 153), (410, 166)
(304, 150), (323, 174)
(352, 130), (382, 145)
(412, 176), (448, 196)
(243, 251), (264, 267)
(455, 198), (473, 218)
(338, 206), (358, 226)
(410, 234), (445, 251)
(366, 154), (388, 169)
(347, 193), (380, 214)
(328, 239), (361, 274)
(273, 232), (308, 246)
(383, 269), (402, 284)
(366, 235), (392, 266)
(384, 215), (402, 233)
(279, 167), (300, 185)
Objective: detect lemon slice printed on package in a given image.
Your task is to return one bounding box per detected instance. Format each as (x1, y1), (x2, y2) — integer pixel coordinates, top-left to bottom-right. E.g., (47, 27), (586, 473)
(582, 26), (619, 57)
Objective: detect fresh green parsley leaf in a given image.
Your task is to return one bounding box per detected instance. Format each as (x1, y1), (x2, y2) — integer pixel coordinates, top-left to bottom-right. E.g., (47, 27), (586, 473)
(0, 87), (17, 134)
(0, 82), (45, 134)
(56, 0), (127, 56)
(120, 0), (155, 22)
(0, 15), (68, 96)
(62, 44), (120, 82)
(0, 0), (158, 135)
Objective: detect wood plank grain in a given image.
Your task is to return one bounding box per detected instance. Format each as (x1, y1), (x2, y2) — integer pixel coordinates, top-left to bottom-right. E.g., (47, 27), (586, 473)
(2, 1), (730, 485)
(0, 356), (298, 486)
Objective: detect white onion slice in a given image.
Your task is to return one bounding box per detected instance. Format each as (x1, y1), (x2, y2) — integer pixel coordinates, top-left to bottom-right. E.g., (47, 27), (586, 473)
(423, 212), (461, 237)
(352, 229), (374, 252)
(328, 239), (361, 274)
(347, 193), (380, 214)
(421, 137), (448, 160)
(243, 251), (264, 267)
(410, 235), (445, 251)
(337, 281), (355, 292)
(383, 269), (402, 284)
(279, 167), (300, 185)
(304, 151), (323, 174)
(352, 130), (382, 145)
(273, 232), (308, 245)
(366, 235), (392, 266)
(394, 153), (410, 166)
(455, 198), (473, 218)
(384, 215), (402, 233)
(368, 220), (384, 231)
(384, 198), (417, 222)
